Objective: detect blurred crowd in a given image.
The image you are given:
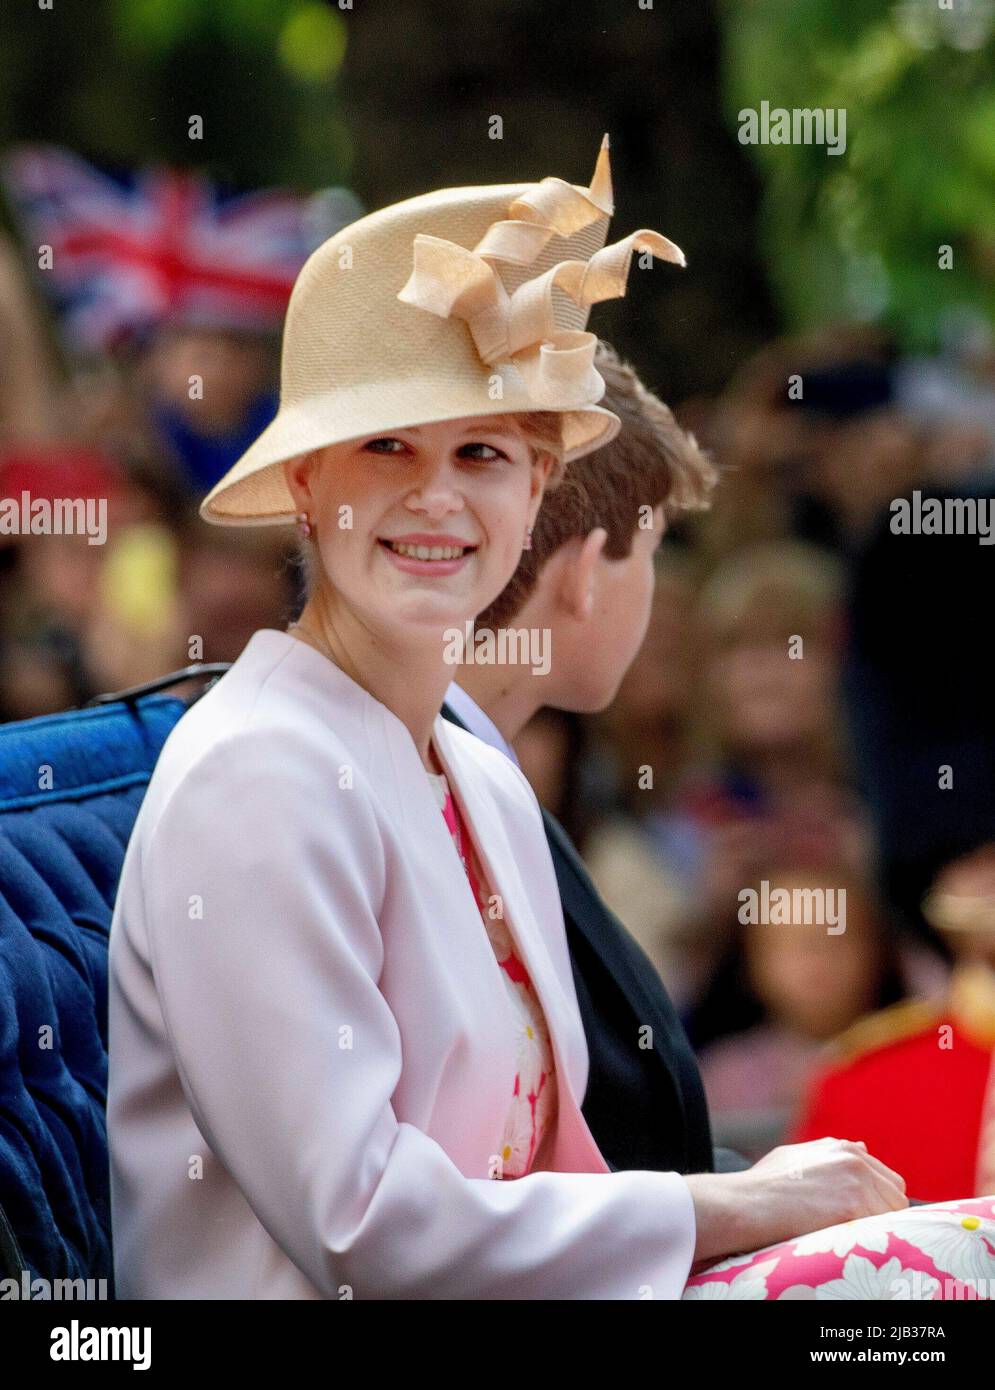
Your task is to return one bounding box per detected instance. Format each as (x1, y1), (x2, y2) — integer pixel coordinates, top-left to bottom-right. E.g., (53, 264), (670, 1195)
(3, 207), (995, 1170)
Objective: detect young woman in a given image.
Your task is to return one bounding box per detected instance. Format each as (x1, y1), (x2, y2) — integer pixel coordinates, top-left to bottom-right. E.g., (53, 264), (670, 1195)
(107, 140), (995, 1300)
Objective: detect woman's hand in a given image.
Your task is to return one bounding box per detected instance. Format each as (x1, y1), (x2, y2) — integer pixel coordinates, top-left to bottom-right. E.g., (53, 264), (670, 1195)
(684, 1137), (909, 1268)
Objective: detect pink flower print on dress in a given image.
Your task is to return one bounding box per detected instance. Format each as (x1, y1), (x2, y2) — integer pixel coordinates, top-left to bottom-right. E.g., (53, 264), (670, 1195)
(429, 768), (558, 1179)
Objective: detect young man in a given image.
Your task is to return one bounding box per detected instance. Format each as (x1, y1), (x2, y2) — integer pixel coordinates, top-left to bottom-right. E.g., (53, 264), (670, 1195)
(441, 342), (737, 1174)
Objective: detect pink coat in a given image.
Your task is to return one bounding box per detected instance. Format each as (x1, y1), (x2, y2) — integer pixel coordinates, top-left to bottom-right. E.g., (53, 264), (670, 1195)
(107, 627), (696, 1298)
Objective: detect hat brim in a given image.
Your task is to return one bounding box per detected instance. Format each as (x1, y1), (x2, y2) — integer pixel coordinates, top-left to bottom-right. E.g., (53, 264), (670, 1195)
(199, 382), (620, 526)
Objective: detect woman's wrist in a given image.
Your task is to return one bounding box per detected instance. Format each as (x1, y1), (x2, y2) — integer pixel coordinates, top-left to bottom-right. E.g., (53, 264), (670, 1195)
(683, 1170), (759, 1266)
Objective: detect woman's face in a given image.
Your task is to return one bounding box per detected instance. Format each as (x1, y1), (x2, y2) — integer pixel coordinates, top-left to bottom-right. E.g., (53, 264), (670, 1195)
(709, 638), (835, 754)
(745, 882), (880, 1040)
(284, 415), (551, 640)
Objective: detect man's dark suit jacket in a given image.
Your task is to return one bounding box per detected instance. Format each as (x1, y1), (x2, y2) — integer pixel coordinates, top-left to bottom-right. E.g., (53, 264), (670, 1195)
(441, 700), (716, 1176)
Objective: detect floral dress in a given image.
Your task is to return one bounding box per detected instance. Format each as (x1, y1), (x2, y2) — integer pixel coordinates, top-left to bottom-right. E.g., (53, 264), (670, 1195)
(428, 769), (557, 1179)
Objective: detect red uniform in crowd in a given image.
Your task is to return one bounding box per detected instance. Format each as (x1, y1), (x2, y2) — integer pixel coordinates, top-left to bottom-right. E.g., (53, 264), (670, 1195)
(791, 964), (995, 1202)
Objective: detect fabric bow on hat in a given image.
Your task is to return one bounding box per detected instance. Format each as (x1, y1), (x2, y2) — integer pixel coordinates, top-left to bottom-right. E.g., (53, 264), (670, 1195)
(397, 136), (686, 410)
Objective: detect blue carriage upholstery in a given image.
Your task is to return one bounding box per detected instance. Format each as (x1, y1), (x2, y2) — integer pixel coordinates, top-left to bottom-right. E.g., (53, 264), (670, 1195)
(0, 688), (203, 1290)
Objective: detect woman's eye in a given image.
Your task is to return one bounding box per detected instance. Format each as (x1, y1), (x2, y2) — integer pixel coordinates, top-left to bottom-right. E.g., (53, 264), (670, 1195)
(459, 442), (507, 461)
(364, 436), (405, 453)
(362, 438), (509, 461)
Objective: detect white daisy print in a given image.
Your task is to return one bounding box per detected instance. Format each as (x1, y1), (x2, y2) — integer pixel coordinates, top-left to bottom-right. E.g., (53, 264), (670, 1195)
(683, 1258), (779, 1300)
(887, 1212), (995, 1285)
(793, 1214), (891, 1258)
(807, 1254), (939, 1301)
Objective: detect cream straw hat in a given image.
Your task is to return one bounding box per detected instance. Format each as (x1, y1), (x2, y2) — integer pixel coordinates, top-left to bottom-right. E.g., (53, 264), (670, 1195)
(199, 135), (685, 526)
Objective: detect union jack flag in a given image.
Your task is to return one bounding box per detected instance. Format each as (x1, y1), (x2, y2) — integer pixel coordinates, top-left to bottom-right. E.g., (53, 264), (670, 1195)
(0, 144), (327, 352)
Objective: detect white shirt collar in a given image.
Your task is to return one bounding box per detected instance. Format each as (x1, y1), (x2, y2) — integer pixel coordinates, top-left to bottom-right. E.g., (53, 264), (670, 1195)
(443, 681), (520, 768)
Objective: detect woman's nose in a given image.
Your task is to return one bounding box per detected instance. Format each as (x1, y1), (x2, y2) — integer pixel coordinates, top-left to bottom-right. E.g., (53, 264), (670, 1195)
(404, 457), (465, 514)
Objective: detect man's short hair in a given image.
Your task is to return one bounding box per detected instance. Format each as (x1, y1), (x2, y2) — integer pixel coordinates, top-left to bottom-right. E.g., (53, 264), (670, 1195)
(476, 341), (717, 631)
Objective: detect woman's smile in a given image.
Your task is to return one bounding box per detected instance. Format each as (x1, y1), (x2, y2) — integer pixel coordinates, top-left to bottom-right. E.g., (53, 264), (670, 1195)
(377, 530), (479, 577)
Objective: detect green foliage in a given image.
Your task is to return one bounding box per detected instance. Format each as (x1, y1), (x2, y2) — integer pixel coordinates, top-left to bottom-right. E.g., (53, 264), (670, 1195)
(1, 0), (350, 190)
(721, 0), (995, 348)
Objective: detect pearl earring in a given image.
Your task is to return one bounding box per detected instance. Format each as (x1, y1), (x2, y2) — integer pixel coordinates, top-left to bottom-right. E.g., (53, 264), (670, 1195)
(523, 526), (533, 551)
(296, 511), (313, 539)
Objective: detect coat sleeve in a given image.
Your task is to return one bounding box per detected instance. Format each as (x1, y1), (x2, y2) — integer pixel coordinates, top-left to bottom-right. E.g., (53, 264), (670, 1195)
(141, 727), (697, 1300)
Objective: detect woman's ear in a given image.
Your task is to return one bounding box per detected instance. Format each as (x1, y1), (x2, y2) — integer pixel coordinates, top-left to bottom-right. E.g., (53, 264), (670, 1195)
(283, 451), (318, 513)
(526, 450), (557, 525)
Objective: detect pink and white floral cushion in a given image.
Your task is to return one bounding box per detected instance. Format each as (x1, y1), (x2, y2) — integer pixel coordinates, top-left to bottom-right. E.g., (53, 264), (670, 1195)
(683, 1197), (995, 1299)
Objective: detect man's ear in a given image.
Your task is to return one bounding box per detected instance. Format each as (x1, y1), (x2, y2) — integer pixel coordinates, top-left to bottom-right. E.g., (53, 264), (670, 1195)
(560, 526), (608, 620)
